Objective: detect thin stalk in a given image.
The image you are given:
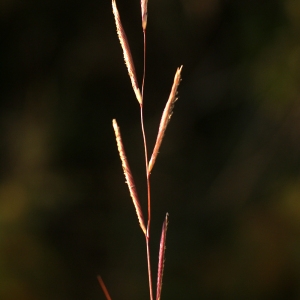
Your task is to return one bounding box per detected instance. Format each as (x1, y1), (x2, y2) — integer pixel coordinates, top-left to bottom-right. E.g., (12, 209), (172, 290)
(140, 28), (154, 300)
(140, 106), (152, 227)
(141, 28), (150, 230)
(140, 104), (153, 300)
(141, 29), (150, 225)
(146, 234), (153, 300)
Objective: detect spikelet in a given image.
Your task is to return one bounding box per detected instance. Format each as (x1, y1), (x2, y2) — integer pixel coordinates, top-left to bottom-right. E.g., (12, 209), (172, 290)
(112, 0), (142, 104)
(113, 119), (146, 235)
(156, 213), (169, 300)
(141, 0), (148, 30)
(148, 66), (183, 174)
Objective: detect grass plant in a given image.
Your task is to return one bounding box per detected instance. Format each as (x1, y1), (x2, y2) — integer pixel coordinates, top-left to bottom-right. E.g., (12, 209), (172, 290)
(99, 1), (182, 299)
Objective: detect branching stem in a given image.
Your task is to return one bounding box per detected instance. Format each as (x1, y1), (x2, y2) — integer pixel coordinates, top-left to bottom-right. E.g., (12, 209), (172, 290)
(140, 102), (153, 300)
(141, 28), (154, 300)
(110, 1), (180, 299)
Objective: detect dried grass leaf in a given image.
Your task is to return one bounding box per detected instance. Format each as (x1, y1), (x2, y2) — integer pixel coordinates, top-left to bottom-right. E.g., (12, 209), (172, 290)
(113, 119), (146, 235)
(148, 66), (183, 174)
(112, 0), (142, 104)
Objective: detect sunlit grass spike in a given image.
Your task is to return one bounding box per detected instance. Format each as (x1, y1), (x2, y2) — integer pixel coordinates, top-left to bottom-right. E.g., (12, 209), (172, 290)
(113, 119), (146, 235)
(148, 66), (183, 174)
(112, 0), (142, 104)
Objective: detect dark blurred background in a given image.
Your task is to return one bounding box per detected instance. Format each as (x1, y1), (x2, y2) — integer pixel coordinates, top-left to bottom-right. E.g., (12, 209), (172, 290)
(1, 0), (300, 299)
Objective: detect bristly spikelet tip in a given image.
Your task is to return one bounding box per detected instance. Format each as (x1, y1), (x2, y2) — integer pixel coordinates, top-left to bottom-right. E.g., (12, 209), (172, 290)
(112, 0), (143, 105)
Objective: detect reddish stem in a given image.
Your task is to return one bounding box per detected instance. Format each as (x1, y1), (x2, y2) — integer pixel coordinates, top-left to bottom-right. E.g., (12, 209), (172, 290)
(140, 104), (153, 300)
(141, 27), (153, 300)
(97, 276), (112, 300)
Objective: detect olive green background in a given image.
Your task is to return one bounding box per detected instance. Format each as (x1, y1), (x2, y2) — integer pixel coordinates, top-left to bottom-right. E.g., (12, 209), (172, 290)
(1, 0), (300, 299)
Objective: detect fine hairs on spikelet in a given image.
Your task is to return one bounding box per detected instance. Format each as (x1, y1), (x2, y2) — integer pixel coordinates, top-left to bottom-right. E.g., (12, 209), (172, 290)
(148, 66), (183, 174)
(112, 119), (146, 236)
(112, 0), (142, 104)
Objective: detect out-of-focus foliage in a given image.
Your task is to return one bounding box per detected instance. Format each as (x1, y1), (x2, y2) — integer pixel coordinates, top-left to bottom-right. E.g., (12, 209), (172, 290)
(1, 0), (300, 299)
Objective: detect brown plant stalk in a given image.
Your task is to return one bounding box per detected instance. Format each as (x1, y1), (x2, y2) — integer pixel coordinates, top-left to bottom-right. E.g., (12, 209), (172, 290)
(100, 1), (182, 299)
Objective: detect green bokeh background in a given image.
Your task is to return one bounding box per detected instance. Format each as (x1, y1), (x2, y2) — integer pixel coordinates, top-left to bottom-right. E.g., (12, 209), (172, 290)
(1, 0), (300, 299)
